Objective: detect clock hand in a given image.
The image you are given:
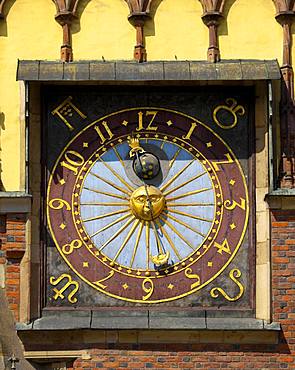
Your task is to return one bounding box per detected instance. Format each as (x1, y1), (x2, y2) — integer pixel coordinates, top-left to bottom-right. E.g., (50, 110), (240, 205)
(135, 149), (169, 266)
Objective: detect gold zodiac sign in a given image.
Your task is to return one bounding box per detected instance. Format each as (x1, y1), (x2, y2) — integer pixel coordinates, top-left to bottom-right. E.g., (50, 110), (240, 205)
(210, 268), (244, 301)
(50, 273), (79, 304)
(51, 96), (87, 131)
(185, 267), (201, 290)
(213, 98), (245, 129)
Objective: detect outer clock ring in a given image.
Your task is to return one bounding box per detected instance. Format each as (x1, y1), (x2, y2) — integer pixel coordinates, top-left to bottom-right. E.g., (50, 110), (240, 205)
(47, 107), (249, 303)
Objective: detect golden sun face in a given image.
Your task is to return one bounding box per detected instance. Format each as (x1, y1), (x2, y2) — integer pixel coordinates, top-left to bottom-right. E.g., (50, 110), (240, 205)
(130, 185), (166, 221)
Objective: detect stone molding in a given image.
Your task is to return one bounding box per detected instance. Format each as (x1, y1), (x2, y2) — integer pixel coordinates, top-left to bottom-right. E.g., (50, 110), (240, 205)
(16, 310), (281, 331)
(0, 192), (31, 214)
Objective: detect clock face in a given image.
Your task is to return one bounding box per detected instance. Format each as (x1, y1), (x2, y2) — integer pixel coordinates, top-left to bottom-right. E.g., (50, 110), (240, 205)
(47, 107), (249, 303)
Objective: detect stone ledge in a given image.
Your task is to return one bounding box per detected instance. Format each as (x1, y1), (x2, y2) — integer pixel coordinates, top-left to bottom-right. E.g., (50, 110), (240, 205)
(0, 192), (32, 213)
(17, 60), (281, 82)
(17, 329), (279, 348)
(265, 189), (295, 209)
(16, 311), (281, 331)
(149, 310), (206, 329)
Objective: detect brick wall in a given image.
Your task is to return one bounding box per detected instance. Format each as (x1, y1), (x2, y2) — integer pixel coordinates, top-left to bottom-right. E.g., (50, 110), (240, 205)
(0, 213), (26, 321)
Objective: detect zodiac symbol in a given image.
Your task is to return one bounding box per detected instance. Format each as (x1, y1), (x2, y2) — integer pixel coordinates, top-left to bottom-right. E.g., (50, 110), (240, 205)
(210, 268), (244, 301)
(51, 96), (86, 131)
(213, 98), (245, 129)
(50, 273), (79, 303)
(185, 267), (201, 290)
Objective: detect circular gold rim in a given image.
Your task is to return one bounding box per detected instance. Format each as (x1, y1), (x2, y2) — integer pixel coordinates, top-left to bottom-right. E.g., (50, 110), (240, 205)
(47, 107), (249, 303)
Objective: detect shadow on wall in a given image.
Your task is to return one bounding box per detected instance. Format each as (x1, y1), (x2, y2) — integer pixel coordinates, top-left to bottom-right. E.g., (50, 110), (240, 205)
(145, 0), (164, 37)
(217, 0), (237, 36)
(0, 0), (16, 37)
(71, 0), (93, 35)
(0, 288), (34, 370)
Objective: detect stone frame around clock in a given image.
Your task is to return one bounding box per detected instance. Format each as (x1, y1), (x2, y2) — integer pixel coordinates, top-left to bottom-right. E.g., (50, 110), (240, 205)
(19, 77), (279, 330)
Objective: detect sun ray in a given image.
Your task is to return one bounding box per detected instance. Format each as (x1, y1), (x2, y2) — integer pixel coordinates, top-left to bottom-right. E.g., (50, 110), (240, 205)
(167, 208), (212, 223)
(90, 172), (131, 196)
(130, 221), (144, 268)
(160, 141), (165, 150)
(155, 219), (182, 260)
(83, 208), (129, 223)
(112, 219), (140, 262)
(163, 171), (207, 196)
(99, 216), (136, 252)
(151, 220), (165, 255)
(160, 159), (194, 192)
(164, 212), (206, 238)
(145, 221), (150, 269)
(169, 148), (181, 168)
(166, 202), (215, 207)
(97, 155), (135, 192)
(166, 187), (211, 202)
(90, 213), (131, 238)
(81, 202), (129, 206)
(112, 146), (127, 172)
(159, 215), (195, 251)
(84, 187), (129, 200)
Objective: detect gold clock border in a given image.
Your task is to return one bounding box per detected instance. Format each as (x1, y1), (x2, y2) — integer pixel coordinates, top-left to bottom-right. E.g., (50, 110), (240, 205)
(46, 107), (249, 303)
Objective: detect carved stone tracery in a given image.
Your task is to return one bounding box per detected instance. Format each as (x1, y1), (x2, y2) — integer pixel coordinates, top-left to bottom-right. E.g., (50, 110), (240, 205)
(273, 0), (295, 188)
(125, 0), (153, 62)
(52, 0), (81, 62)
(199, 0), (225, 63)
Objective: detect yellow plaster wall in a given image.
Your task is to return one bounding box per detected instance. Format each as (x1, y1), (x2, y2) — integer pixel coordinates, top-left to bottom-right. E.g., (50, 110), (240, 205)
(0, 0), (288, 190)
(0, 0), (60, 190)
(73, 0), (134, 61)
(145, 0), (207, 61)
(219, 0), (282, 61)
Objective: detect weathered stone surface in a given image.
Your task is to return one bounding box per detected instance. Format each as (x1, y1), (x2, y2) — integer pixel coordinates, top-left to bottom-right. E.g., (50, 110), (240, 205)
(164, 61), (190, 80)
(206, 318), (264, 330)
(32, 311), (91, 330)
(17, 60), (281, 81)
(17, 60), (39, 81)
(190, 61), (217, 80)
(64, 62), (90, 80)
(91, 310), (149, 329)
(39, 61), (64, 80)
(115, 61), (164, 81)
(216, 62), (243, 80)
(90, 62), (115, 80)
(263, 321), (281, 330)
(241, 61), (268, 80)
(149, 310), (206, 329)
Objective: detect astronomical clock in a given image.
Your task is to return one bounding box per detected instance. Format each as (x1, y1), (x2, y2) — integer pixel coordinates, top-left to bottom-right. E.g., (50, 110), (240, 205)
(44, 86), (254, 311)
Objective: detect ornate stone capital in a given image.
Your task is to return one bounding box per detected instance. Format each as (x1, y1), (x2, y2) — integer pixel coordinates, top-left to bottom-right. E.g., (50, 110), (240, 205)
(124, 0), (154, 62)
(273, 0), (295, 13)
(125, 0), (152, 15)
(52, 0), (79, 25)
(199, 0), (225, 62)
(0, 0), (8, 19)
(52, 0), (81, 62)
